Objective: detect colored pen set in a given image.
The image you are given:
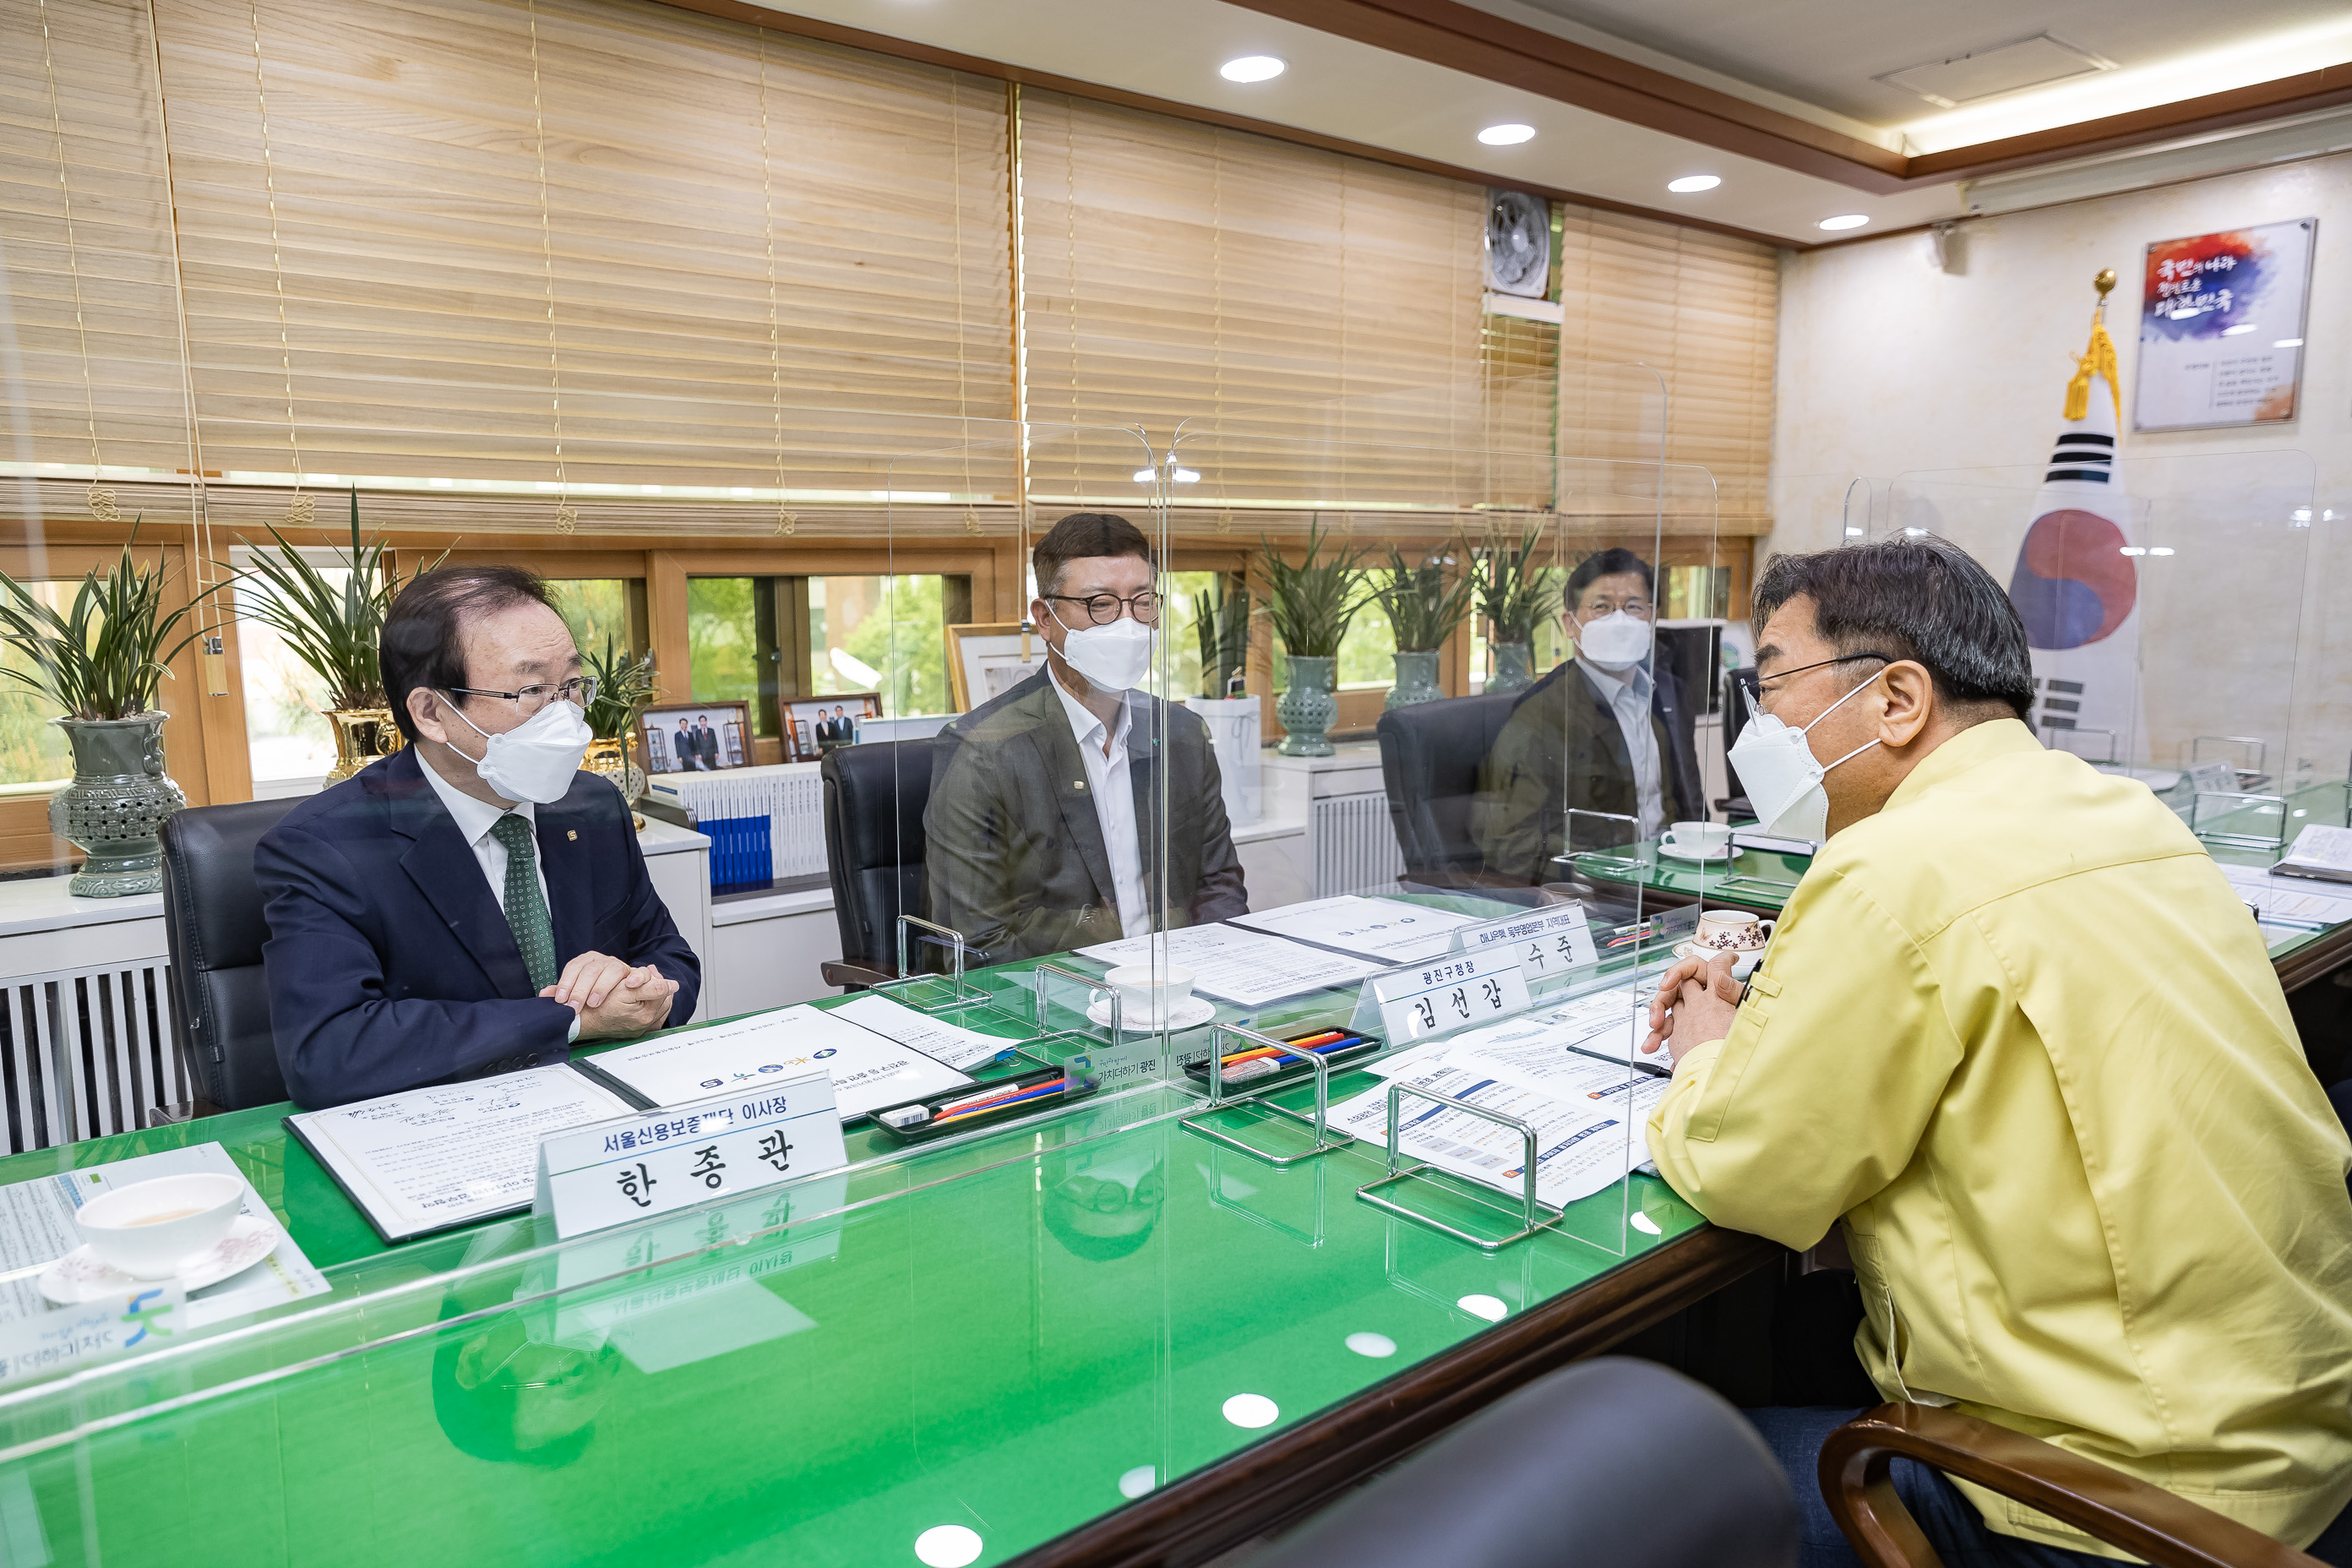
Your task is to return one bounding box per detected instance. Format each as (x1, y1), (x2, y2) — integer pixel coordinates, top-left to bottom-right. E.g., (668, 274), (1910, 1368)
(872, 1059), (1099, 1142)
(1185, 1026), (1380, 1086)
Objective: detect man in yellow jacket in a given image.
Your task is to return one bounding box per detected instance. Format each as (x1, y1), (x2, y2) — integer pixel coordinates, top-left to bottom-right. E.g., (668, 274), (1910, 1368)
(1645, 537), (2352, 1566)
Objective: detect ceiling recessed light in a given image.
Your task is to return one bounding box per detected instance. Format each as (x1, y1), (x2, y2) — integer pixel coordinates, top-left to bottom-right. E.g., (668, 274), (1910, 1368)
(1219, 55), (1284, 83)
(1478, 123), (1535, 146)
(1818, 215), (1870, 231)
(1666, 175), (1720, 193)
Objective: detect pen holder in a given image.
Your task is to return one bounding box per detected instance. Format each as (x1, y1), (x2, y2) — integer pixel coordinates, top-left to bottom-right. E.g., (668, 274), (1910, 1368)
(1178, 1023), (1355, 1168)
(868, 1043), (1101, 1146)
(1354, 1081), (1565, 1250)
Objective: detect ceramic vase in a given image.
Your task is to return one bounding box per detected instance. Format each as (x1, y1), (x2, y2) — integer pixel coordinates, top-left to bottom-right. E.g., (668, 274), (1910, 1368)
(1488, 642), (1535, 694)
(1275, 655), (1338, 757)
(585, 736), (647, 805)
(323, 707), (402, 785)
(49, 714), (183, 898)
(1386, 649), (1444, 710)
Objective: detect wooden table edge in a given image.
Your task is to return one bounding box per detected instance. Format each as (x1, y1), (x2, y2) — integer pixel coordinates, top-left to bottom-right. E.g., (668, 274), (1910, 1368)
(1005, 1225), (1788, 1568)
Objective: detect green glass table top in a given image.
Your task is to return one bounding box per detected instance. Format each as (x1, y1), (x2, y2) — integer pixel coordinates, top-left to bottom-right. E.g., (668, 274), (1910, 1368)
(0, 899), (1704, 1565)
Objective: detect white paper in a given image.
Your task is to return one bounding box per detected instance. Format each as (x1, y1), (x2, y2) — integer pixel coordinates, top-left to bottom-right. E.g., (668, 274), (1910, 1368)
(1331, 1061), (1660, 1209)
(290, 1066), (635, 1240)
(1230, 896), (1479, 965)
(1075, 923), (1379, 1007)
(0, 1142), (329, 1326)
(2220, 863), (2352, 928)
(590, 1005), (971, 1121)
(830, 993), (1020, 1070)
(2279, 825), (2352, 876)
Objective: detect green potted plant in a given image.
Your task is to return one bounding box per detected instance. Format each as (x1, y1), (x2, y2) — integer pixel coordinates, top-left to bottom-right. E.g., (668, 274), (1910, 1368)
(1476, 525), (1558, 694)
(1369, 540), (1476, 709)
(227, 488), (446, 783)
(1257, 521), (1371, 757)
(1191, 576), (1250, 699)
(581, 635), (660, 805)
(0, 526), (225, 896)
(1184, 574), (1260, 825)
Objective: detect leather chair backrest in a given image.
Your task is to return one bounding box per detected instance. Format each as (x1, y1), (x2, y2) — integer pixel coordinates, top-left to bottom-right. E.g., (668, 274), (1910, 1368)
(821, 741), (931, 971)
(1375, 691), (1523, 877)
(1254, 1358), (1797, 1568)
(161, 798), (300, 1112)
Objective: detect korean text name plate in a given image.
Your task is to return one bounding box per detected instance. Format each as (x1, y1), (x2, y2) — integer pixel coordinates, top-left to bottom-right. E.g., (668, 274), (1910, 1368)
(1447, 904), (1598, 976)
(1354, 950), (1533, 1045)
(536, 1072), (847, 1240)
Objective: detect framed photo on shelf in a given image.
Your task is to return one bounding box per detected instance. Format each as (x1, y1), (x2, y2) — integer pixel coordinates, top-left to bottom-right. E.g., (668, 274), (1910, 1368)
(2135, 217), (2315, 431)
(640, 701), (750, 775)
(782, 692), (880, 761)
(946, 622), (1048, 712)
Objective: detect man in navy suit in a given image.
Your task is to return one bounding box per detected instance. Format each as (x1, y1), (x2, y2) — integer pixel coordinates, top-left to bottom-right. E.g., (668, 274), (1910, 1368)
(258, 567), (700, 1109)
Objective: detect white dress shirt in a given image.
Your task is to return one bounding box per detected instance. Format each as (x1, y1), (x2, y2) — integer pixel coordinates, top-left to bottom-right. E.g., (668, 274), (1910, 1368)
(1576, 656), (1666, 838)
(1048, 663), (1151, 939)
(417, 749), (551, 917)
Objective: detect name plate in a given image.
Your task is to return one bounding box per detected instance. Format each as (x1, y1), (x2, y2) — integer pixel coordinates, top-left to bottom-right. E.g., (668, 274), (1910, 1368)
(0, 1283), (186, 1385)
(1448, 904), (1598, 975)
(1358, 951), (1532, 1044)
(536, 1072), (847, 1240)
(2185, 760), (2238, 796)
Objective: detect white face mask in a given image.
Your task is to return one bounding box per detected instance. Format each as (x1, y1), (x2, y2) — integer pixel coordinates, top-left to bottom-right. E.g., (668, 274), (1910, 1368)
(444, 694), (592, 805)
(1051, 608), (1155, 694)
(1576, 609), (1652, 672)
(1727, 667), (1884, 842)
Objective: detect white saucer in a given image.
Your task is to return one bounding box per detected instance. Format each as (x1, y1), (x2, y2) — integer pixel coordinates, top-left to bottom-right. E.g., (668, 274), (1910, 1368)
(1657, 842), (1741, 863)
(1088, 995), (1217, 1032)
(1671, 939), (1765, 978)
(40, 1214), (281, 1304)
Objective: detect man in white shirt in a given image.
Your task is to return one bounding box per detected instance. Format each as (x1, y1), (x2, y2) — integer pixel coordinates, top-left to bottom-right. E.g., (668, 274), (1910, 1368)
(258, 568), (699, 1108)
(1473, 547), (1705, 885)
(926, 513), (1247, 965)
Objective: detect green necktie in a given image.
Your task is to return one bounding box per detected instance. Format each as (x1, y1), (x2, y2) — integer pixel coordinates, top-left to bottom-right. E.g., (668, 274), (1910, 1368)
(489, 814), (558, 993)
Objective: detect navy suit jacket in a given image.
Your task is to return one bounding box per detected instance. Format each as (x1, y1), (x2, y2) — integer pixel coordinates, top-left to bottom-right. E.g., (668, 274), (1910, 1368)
(256, 747), (701, 1109)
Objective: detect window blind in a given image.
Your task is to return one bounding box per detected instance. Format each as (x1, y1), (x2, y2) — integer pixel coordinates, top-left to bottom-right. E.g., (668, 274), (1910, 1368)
(0, 0), (193, 492)
(150, 0), (1015, 535)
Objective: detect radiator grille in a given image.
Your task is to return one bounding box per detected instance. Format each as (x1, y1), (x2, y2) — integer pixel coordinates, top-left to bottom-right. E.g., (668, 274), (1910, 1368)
(0, 964), (183, 1155)
(1312, 792), (1405, 900)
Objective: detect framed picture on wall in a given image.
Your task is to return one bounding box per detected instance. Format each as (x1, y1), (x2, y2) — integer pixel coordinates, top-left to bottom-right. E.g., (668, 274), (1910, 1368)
(2135, 217), (2315, 431)
(946, 622), (1049, 712)
(640, 701), (750, 774)
(782, 692), (880, 761)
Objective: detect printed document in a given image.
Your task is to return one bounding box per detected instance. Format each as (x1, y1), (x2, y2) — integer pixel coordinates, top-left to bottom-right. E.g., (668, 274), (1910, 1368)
(0, 1142), (329, 1326)
(1075, 923), (1379, 1007)
(2219, 863), (2352, 928)
(288, 1066), (635, 1243)
(1330, 1060), (1661, 1209)
(584, 1004), (971, 1122)
(1229, 896), (1479, 966)
(831, 992), (1020, 1070)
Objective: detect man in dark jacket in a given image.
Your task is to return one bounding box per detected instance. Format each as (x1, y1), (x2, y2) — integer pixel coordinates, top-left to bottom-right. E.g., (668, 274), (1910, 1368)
(925, 512), (1247, 964)
(257, 567), (700, 1108)
(1473, 547), (1704, 885)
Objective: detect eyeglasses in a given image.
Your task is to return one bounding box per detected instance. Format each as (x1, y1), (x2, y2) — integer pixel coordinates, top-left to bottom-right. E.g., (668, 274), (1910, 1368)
(1047, 591), (1161, 626)
(1753, 652), (1893, 705)
(444, 676), (598, 719)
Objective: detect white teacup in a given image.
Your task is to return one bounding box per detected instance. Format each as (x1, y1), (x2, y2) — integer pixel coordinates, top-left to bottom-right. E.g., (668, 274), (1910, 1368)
(75, 1173), (244, 1280)
(1102, 965), (1196, 1025)
(1694, 908), (1775, 953)
(1663, 820), (1733, 857)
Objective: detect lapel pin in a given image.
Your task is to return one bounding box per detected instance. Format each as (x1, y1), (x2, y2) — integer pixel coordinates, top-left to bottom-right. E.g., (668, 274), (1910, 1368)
(1074, 780), (1086, 791)
(567, 830), (577, 841)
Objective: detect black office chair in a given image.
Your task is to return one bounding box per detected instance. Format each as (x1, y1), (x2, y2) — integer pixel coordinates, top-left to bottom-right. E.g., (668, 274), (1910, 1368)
(819, 741), (933, 991)
(1375, 691), (1524, 890)
(1718, 666), (1759, 819)
(1253, 1358), (1797, 1568)
(160, 797), (300, 1116)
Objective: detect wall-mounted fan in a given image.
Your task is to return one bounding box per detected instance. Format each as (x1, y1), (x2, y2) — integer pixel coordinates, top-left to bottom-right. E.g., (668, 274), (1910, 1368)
(1484, 189), (1550, 298)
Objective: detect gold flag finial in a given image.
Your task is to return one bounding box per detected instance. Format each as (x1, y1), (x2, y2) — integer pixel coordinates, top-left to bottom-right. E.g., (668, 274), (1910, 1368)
(2093, 268), (2117, 300)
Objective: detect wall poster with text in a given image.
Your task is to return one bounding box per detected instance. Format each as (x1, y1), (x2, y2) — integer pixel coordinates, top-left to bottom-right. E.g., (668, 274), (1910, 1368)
(2135, 217), (2314, 431)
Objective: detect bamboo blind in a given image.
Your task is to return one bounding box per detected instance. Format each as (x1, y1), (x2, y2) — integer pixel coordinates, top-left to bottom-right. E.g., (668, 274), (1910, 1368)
(0, 0), (193, 484)
(150, 0), (1015, 531)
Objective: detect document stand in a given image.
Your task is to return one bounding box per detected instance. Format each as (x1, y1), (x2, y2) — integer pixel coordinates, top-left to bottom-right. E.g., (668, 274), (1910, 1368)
(1179, 1022), (1353, 1167)
(885, 916), (993, 1016)
(1354, 1081), (1564, 1250)
(2190, 789), (2291, 854)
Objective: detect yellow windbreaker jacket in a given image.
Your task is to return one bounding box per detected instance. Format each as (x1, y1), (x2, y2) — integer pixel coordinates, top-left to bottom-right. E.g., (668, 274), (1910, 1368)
(1648, 719), (2352, 1556)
